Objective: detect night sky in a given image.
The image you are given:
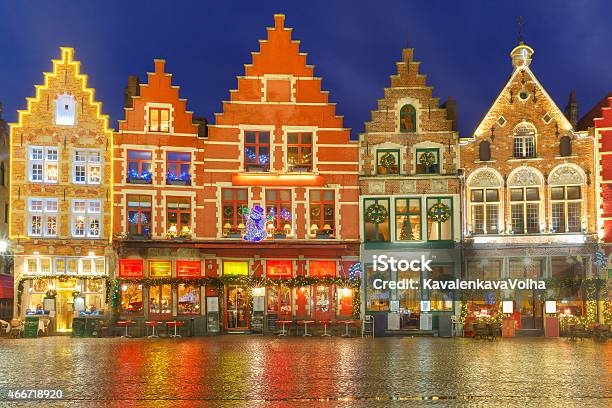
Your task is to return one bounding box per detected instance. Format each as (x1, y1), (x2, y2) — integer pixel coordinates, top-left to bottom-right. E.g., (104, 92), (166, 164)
(0, 1), (610, 137)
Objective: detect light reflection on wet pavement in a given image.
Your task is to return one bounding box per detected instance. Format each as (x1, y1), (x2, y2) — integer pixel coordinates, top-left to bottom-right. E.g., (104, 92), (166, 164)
(0, 336), (609, 406)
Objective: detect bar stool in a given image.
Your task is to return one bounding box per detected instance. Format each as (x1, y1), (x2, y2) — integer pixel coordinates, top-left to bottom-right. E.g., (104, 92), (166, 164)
(167, 320), (185, 338)
(145, 321), (161, 338)
(319, 320), (332, 337)
(117, 320), (133, 338)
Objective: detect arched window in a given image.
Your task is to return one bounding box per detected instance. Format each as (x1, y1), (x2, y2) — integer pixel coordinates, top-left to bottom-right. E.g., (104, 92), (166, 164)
(55, 93), (76, 126)
(479, 140), (491, 161)
(513, 123), (536, 158)
(549, 165), (584, 233)
(559, 136), (572, 157)
(399, 104), (416, 133)
(508, 167), (542, 234)
(468, 169), (501, 234)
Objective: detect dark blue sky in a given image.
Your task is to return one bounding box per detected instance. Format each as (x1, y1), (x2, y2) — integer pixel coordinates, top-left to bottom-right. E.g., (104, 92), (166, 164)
(0, 1), (610, 137)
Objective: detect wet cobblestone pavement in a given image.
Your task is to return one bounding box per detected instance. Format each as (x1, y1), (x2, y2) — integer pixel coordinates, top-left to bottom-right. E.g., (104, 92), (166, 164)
(0, 336), (609, 407)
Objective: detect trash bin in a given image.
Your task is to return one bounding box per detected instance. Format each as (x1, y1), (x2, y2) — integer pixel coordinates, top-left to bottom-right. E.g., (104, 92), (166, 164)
(438, 315), (453, 338)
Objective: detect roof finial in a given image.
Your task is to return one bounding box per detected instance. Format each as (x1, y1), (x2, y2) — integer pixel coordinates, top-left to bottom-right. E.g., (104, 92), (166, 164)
(517, 16), (525, 44)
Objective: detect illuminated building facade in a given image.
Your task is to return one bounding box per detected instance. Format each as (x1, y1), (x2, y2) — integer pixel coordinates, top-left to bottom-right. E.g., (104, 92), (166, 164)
(9, 48), (113, 332)
(460, 43), (599, 332)
(359, 48), (461, 333)
(0, 103), (11, 320)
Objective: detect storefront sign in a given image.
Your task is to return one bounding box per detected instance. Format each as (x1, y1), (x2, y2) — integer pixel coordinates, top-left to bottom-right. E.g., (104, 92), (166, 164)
(118, 259), (144, 278)
(149, 260), (171, 277)
(177, 260), (201, 278)
(223, 261), (249, 276)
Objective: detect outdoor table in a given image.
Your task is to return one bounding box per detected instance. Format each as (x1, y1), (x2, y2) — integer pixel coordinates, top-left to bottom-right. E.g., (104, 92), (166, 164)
(145, 321), (162, 338)
(297, 320), (314, 337)
(340, 320), (357, 337)
(318, 320), (332, 336)
(117, 320), (135, 338)
(277, 320), (292, 336)
(166, 321), (185, 338)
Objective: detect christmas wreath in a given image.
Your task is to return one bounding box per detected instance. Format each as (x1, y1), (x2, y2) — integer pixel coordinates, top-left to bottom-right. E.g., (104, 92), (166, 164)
(223, 206), (234, 217)
(419, 151), (436, 168)
(365, 203), (388, 224)
(379, 152), (397, 169)
(428, 202), (451, 223)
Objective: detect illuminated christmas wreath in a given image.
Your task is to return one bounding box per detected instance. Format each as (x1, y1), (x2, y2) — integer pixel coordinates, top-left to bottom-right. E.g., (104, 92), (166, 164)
(428, 202), (451, 223)
(365, 203), (388, 224)
(379, 152), (396, 169)
(419, 151), (436, 168)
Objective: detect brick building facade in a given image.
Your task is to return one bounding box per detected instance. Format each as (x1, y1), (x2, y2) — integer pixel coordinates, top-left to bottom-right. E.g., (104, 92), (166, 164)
(460, 43), (599, 332)
(0, 102), (11, 320)
(9, 48), (113, 332)
(359, 48), (461, 333)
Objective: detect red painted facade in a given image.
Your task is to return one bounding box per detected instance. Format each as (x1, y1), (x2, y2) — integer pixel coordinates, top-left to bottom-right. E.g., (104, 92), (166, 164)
(594, 97), (612, 245)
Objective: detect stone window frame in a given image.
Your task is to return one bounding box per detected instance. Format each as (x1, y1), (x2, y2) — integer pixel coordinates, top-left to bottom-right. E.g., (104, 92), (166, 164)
(507, 166), (545, 234)
(395, 97), (421, 133)
(393, 196), (423, 242)
(466, 168), (503, 235)
(512, 122), (537, 159)
(72, 148), (102, 185)
(306, 187), (338, 239)
(71, 199), (102, 239)
(281, 125), (318, 173)
(547, 163), (587, 234)
(28, 197), (58, 237)
(29, 146), (59, 184)
(144, 102), (174, 133)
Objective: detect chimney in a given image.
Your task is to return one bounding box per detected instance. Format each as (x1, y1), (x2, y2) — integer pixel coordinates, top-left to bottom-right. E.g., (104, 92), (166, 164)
(441, 97), (458, 131)
(564, 90), (579, 129)
(124, 75), (140, 109)
(192, 116), (208, 138)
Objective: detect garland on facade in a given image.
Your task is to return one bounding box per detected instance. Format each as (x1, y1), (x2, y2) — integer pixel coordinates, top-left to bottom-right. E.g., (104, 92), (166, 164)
(16, 275), (113, 308)
(427, 202), (451, 223)
(365, 203), (388, 225)
(110, 278), (120, 310)
(418, 151), (436, 168)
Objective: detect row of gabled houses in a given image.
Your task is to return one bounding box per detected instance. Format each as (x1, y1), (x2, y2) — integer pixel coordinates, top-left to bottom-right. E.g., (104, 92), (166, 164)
(0, 14), (609, 336)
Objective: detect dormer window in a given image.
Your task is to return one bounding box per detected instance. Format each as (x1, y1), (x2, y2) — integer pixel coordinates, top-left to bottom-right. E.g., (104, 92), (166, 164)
(149, 107), (170, 132)
(55, 93), (76, 125)
(513, 123), (536, 158)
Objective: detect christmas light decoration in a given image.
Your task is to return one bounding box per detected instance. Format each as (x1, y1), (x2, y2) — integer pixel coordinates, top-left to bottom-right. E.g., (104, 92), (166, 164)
(243, 206), (268, 242)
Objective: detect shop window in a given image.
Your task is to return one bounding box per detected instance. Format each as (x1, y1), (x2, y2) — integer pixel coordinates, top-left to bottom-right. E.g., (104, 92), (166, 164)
(559, 136), (572, 157)
(127, 195), (152, 238)
(149, 107), (170, 132)
(510, 187), (540, 234)
(73, 150), (101, 184)
(426, 197), (453, 241)
(364, 198), (390, 242)
(416, 149), (440, 174)
(309, 190), (335, 238)
(244, 131), (270, 171)
(467, 259), (502, 280)
(267, 285), (292, 317)
(176, 260), (201, 278)
(479, 140), (491, 161)
(178, 284), (200, 315)
(72, 200), (101, 238)
(28, 198), (57, 237)
(309, 260), (336, 277)
(66, 258), (79, 274)
(166, 152), (191, 185)
(166, 197), (191, 238)
(83, 279), (104, 315)
(314, 285), (333, 317)
(398, 268), (419, 323)
(120, 283), (143, 313)
(551, 186), (581, 233)
(287, 132), (313, 171)
(399, 104), (416, 133)
(29, 146), (58, 183)
(508, 258), (544, 279)
(513, 123), (536, 158)
(26, 258), (52, 274)
(223, 260), (249, 276)
(429, 265), (454, 311)
(366, 267), (390, 311)
(376, 150), (400, 175)
(149, 285), (172, 316)
(266, 260), (293, 277)
(551, 256), (587, 312)
(265, 189), (292, 235)
(149, 260), (171, 277)
(222, 188), (248, 237)
(395, 198), (421, 241)
(118, 259), (144, 278)
(127, 150), (153, 183)
(470, 189), (500, 234)
(55, 93), (76, 126)
(338, 287), (354, 316)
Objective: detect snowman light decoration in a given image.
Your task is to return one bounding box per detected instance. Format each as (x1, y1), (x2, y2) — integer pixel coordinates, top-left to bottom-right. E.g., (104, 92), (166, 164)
(243, 205), (270, 242)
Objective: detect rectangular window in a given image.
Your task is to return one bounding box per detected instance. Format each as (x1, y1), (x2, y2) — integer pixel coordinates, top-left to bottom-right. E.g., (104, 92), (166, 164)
(287, 132), (313, 171)
(416, 149), (440, 174)
(366, 267), (390, 311)
(127, 150), (153, 183)
(265, 189), (292, 234)
(120, 283), (143, 314)
(118, 259), (144, 278)
(309, 190), (335, 238)
(166, 152), (191, 185)
(223, 261), (249, 276)
(127, 195), (152, 237)
(514, 136), (536, 158)
(150, 285), (172, 316)
(395, 198), (421, 240)
(72, 199), (101, 238)
(166, 197), (191, 237)
(222, 188), (248, 236)
(309, 261), (336, 277)
(149, 107), (170, 132)
(29, 147), (58, 183)
(376, 150), (400, 175)
(429, 265), (454, 311)
(266, 260), (293, 278)
(510, 187), (540, 233)
(178, 284), (201, 315)
(426, 197), (453, 241)
(176, 260), (201, 278)
(29, 198), (58, 237)
(149, 260), (171, 277)
(73, 150), (101, 184)
(364, 198), (390, 242)
(244, 131), (270, 171)
(470, 189), (499, 234)
(551, 186), (582, 233)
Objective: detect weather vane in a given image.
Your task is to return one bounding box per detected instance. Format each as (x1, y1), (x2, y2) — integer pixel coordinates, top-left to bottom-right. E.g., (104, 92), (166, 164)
(517, 16), (525, 44)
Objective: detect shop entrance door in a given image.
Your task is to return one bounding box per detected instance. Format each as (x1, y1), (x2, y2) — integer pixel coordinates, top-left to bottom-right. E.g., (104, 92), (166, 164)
(518, 290), (543, 330)
(225, 285), (249, 330)
(56, 290), (74, 332)
(313, 285), (334, 320)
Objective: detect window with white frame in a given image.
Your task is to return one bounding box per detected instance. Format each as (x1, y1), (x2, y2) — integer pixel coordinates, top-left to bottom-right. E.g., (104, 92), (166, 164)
(29, 198), (58, 237)
(29, 146), (59, 183)
(551, 185), (582, 233)
(510, 187), (540, 234)
(513, 123), (536, 158)
(470, 189), (500, 234)
(73, 150), (101, 184)
(26, 257), (52, 274)
(55, 94), (76, 126)
(72, 199), (101, 238)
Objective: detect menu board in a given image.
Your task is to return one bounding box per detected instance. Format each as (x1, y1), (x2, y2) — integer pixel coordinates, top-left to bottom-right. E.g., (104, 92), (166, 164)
(23, 317), (39, 338)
